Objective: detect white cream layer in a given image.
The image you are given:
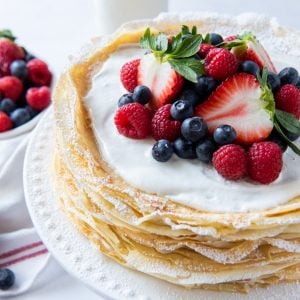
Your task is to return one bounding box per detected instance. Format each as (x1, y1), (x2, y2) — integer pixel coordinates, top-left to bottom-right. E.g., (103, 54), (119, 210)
(84, 45), (300, 213)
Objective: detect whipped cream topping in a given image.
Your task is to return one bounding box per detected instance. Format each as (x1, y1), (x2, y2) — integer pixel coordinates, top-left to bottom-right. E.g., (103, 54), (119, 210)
(84, 45), (300, 213)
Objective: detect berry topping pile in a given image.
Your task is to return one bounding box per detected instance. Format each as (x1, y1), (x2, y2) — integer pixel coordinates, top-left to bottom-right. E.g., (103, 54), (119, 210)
(114, 26), (300, 185)
(0, 30), (52, 133)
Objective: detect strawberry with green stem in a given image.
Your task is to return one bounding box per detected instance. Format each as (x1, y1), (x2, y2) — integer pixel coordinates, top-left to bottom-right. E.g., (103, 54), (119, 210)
(223, 32), (277, 72)
(138, 27), (204, 109)
(195, 68), (300, 154)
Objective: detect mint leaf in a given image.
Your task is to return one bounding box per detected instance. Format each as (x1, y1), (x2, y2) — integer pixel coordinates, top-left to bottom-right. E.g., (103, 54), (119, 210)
(169, 58), (204, 83)
(0, 29), (16, 41)
(275, 109), (300, 134)
(169, 35), (202, 58)
(274, 121), (300, 155)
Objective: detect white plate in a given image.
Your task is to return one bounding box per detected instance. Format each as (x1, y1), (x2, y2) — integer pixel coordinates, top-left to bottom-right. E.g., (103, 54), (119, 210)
(24, 109), (300, 300)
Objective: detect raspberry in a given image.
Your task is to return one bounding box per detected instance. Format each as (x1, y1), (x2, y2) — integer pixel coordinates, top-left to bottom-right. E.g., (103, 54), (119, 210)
(27, 58), (52, 86)
(247, 142), (283, 184)
(0, 38), (24, 76)
(120, 59), (140, 92)
(114, 103), (151, 139)
(198, 43), (215, 59)
(224, 35), (237, 42)
(151, 104), (181, 141)
(212, 144), (247, 180)
(275, 84), (300, 119)
(0, 112), (13, 132)
(0, 76), (23, 101)
(26, 86), (51, 111)
(205, 48), (238, 81)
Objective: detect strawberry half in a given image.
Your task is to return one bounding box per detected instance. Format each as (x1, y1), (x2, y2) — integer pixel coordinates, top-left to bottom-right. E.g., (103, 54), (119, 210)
(137, 53), (184, 110)
(195, 73), (274, 144)
(229, 33), (276, 72)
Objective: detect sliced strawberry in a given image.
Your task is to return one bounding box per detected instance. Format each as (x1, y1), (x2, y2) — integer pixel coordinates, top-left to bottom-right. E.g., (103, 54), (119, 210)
(137, 53), (184, 110)
(195, 73), (274, 144)
(230, 34), (276, 72)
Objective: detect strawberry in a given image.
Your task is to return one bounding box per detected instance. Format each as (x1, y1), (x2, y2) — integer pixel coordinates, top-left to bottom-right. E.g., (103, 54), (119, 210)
(137, 53), (184, 110)
(229, 33), (276, 72)
(0, 38), (24, 76)
(205, 48), (238, 81)
(275, 84), (300, 119)
(120, 59), (140, 92)
(195, 73), (274, 144)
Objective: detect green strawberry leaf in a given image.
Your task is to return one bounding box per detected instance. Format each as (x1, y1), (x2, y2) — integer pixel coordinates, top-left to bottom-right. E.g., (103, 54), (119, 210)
(275, 109), (300, 134)
(274, 121), (300, 155)
(155, 33), (168, 53)
(0, 29), (16, 41)
(181, 25), (190, 35)
(169, 58), (204, 83)
(168, 34), (202, 58)
(140, 27), (204, 82)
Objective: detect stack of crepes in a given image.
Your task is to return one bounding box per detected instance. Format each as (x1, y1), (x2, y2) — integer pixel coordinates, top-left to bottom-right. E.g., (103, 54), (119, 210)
(52, 13), (300, 293)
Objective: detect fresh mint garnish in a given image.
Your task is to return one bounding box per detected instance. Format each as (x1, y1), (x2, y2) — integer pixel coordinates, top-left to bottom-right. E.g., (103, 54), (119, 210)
(140, 26), (204, 83)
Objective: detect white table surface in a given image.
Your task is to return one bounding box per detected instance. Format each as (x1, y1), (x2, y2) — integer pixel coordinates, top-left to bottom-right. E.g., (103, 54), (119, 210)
(0, 0), (299, 299)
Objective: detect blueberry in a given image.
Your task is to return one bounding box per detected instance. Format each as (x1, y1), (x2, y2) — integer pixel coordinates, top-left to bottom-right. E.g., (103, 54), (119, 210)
(267, 72), (281, 92)
(240, 60), (260, 76)
(118, 93), (134, 107)
(152, 139), (174, 162)
(209, 33), (224, 45)
(0, 269), (15, 290)
(9, 60), (28, 80)
(174, 138), (196, 159)
(268, 130), (288, 152)
(170, 100), (193, 121)
(25, 105), (39, 118)
(213, 125), (237, 145)
(278, 67), (299, 85)
(194, 75), (218, 100)
(181, 117), (208, 142)
(295, 77), (300, 89)
(132, 85), (152, 105)
(196, 138), (217, 163)
(10, 108), (31, 127)
(178, 89), (199, 107)
(0, 98), (16, 114)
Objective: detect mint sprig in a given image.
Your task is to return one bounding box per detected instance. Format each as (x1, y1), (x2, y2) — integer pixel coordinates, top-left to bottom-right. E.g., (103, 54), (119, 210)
(0, 29), (16, 41)
(140, 26), (204, 83)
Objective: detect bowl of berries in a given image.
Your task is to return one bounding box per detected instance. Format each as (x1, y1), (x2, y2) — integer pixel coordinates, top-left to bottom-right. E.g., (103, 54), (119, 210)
(0, 30), (52, 140)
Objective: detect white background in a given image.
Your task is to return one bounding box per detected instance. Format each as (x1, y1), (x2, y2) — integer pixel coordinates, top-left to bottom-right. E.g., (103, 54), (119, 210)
(0, 0), (299, 299)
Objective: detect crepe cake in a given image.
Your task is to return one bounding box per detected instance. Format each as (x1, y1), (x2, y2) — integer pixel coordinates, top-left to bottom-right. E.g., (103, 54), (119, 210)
(52, 13), (300, 293)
